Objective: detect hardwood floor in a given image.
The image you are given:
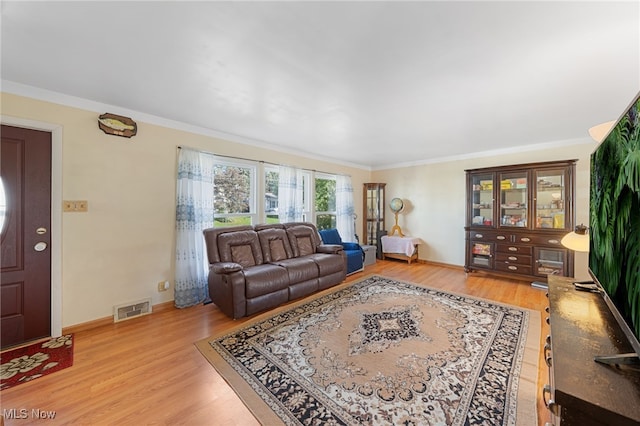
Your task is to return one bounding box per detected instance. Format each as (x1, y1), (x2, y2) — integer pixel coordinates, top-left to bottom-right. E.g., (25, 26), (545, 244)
(0, 261), (550, 425)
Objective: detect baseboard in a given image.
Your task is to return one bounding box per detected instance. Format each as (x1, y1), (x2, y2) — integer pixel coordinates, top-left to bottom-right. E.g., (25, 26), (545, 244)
(151, 300), (176, 314)
(370, 258), (464, 270)
(419, 259), (465, 271)
(62, 300), (176, 335)
(62, 316), (112, 335)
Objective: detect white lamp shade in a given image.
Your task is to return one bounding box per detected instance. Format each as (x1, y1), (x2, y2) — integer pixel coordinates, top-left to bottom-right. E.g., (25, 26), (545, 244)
(561, 230), (590, 252)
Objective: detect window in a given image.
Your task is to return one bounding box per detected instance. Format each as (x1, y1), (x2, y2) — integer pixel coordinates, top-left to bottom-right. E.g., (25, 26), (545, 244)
(315, 173), (336, 230)
(264, 166), (311, 224)
(264, 167), (279, 224)
(211, 157), (339, 228)
(213, 160), (257, 227)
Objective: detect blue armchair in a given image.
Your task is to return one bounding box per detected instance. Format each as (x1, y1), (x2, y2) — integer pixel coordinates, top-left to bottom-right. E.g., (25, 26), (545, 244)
(318, 229), (364, 275)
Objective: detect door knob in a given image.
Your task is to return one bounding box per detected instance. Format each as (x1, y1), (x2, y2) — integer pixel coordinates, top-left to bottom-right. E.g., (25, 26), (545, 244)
(34, 242), (48, 252)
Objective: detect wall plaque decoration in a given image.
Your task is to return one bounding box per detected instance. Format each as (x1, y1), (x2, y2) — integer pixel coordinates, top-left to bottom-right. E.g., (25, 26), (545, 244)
(98, 113), (137, 138)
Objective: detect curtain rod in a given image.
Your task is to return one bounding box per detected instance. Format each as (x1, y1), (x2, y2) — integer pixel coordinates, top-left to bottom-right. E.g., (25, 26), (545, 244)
(177, 145), (351, 177)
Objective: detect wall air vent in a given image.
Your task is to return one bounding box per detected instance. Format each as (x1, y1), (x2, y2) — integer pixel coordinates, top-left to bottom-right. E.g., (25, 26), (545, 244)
(114, 298), (152, 323)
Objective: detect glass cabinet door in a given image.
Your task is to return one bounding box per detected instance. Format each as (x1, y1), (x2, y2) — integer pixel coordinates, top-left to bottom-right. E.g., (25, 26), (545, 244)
(363, 183), (385, 246)
(534, 169), (568, 230)
(534, 247), (567, 277)
(499, 171), (527, 228)
(470, 242), (494, 268)
(470, 173), (494, 226)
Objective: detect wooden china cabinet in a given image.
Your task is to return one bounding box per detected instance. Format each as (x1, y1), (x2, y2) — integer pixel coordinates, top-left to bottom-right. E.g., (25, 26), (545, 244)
(464, 160), (576, 282)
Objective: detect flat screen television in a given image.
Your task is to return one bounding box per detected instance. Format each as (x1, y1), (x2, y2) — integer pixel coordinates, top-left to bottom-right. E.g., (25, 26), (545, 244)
(589, 90), (640, 365)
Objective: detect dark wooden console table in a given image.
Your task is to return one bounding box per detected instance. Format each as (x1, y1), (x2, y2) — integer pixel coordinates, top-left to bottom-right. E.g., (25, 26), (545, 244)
(545, 276), (640, 425)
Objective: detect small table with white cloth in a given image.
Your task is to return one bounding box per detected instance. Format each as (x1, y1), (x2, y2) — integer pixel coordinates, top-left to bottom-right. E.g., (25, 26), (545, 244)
(380, 235), (421, 264)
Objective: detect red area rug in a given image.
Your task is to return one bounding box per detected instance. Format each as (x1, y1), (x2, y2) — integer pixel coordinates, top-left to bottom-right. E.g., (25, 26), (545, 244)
(1, 334), (74, 390)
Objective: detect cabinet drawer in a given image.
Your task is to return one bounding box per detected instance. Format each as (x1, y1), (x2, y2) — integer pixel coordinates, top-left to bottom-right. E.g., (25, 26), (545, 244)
(514, 234), (535, 244)
(510, 234), (560, 245)
(470, 255), (492, 268)
(496, 244), (533, 255)
(468, 230), (510, 243)
(526, 234), (564, 247)
(496, 252), (531, 265)
(495, 262), (532, 275)
(468, 230), (497, 241)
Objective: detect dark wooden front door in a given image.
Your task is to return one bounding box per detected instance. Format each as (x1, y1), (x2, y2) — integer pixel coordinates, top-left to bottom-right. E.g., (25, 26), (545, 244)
(1, 125), (52, 348)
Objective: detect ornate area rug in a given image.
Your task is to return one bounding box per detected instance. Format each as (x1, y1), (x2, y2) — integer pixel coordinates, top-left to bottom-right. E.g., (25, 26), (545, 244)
(1, 334), (74, 390)
(196, 276), (539, 425)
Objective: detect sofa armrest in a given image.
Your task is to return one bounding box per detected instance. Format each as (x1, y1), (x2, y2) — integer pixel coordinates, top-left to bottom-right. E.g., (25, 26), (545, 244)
(208, 266), (247, 319)
(211, 262), (243, 274)
(342, 242), (362, 252)
(317, 244), (343, 255)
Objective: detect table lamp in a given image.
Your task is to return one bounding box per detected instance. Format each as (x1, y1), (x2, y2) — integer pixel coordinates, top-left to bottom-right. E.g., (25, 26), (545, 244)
(561, 224), (589, 253)
(561, 224), (594, 288)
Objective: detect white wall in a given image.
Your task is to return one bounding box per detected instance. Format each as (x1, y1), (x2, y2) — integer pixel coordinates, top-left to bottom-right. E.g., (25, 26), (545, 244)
(373, 143), (595, 281)
(1, 92), (370, 327)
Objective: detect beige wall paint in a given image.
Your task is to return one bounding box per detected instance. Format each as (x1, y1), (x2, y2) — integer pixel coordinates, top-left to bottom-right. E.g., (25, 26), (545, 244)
(2, 92), (595, 327)
(372, 144), (595, 281)
(1, 93), (370, 327)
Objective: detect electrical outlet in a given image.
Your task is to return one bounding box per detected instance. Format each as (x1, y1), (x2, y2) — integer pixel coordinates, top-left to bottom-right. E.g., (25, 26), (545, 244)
(157, 280), (170, 292)
(63, 200), (88, 212)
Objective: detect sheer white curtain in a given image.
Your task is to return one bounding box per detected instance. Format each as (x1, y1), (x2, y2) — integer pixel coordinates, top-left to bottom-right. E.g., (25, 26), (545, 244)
(175, 148), (215, 308)
(278, 165), (304, 223)
(336, 175), (356, 242)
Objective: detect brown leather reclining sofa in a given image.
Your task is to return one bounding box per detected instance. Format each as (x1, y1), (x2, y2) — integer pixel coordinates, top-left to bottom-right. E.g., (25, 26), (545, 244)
(203, 222), (347, 319)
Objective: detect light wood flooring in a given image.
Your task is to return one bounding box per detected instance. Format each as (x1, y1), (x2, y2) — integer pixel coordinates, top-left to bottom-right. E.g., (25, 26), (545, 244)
(0, 261), (551, 425)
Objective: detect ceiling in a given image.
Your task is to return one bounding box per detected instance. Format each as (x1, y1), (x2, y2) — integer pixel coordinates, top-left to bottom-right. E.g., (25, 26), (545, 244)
(2, 1), (639, 169)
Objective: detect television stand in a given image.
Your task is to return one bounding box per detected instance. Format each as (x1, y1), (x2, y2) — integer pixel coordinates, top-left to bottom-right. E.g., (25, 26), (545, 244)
(545, 276), (640, 425)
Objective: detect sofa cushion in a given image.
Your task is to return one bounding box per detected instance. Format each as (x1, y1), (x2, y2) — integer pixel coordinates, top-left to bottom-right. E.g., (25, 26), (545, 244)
(269, 239), (288, 261)
(286, 224), (320, 257)
(203, 225), (253, 264)
(257, 227), (294, 262)
(272, 257), (319, 282)
(243, 264), (290, 299)
(217, 230), (263, 267)
(307, 252), (345, 275)
(231, 245), (256, 266)
(297, 236), (314, 256)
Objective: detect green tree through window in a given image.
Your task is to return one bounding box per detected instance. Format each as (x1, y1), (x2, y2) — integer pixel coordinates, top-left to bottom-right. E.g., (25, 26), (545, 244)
(315, 176), (336, 230)
(214, 165), (250, 214)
